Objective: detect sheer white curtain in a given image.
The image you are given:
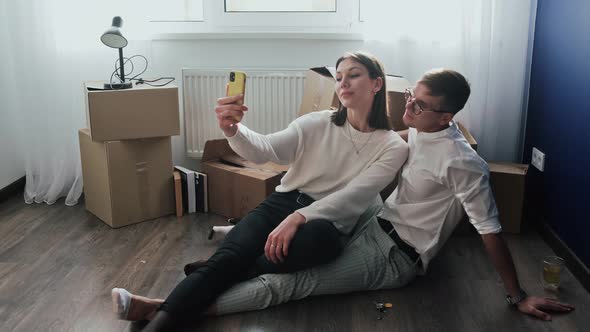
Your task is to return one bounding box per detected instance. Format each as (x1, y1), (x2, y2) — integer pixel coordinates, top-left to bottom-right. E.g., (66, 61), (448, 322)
(1, 1), (150, 205)
(363, 0), (536, 161)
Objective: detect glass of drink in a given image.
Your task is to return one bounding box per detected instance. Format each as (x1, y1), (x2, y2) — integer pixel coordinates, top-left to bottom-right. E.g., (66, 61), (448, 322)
(542, 256), (564, 291)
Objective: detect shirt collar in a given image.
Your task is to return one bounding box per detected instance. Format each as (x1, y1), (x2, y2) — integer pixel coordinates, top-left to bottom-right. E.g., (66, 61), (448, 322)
(415, 121), (457, 141)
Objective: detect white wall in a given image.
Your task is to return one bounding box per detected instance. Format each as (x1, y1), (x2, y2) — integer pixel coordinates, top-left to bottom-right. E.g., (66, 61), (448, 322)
(0, 96), (25, 190)
(0, 23), (24, 190)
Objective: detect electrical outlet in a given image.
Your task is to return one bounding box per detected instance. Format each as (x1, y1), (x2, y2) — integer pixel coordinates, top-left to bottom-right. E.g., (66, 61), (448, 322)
(532, 147), (545, 172)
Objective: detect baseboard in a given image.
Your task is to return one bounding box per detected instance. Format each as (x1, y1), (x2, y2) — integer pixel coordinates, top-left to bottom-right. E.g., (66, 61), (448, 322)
(538, 223), (590, 293)
(0, 176), (25, 203)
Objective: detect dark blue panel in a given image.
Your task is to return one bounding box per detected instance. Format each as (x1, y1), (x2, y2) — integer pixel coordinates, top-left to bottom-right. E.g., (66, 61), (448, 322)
(525, 0), (590, 266)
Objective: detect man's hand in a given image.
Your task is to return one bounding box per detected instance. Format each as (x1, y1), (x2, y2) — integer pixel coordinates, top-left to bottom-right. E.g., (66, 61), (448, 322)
(517, 296), (574, 321)
(264, 212), (306, 264)
(214, 94), (248, 137)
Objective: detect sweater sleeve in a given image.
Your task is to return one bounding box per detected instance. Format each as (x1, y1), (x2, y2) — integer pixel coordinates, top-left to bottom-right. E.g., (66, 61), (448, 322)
(226, 122), (300, 165)
(296, 136), (409, 234)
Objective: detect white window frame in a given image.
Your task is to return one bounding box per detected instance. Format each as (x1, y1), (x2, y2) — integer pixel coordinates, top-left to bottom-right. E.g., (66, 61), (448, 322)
(224, 0), (336, 13)
(149, 0), (362, 40)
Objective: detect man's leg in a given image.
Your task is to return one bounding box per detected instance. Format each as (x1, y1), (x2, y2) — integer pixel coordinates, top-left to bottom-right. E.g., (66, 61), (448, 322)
(212, 218), (418, 315)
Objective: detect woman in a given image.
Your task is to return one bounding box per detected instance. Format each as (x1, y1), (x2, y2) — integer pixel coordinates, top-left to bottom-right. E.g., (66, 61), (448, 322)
(112, 51), (409, 331)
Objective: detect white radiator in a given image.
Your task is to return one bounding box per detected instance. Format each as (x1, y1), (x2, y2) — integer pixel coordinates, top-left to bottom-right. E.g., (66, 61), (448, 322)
(182, 69), (307, 158)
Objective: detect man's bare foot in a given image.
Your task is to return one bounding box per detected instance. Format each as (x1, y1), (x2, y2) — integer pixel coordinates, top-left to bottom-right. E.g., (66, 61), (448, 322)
(111, 288), (164, 321)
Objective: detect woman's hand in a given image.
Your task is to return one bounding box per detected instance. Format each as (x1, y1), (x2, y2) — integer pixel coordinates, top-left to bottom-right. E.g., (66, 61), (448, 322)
(264, 212), (307, 264)
(214, 94), (248, 137)
(517, 296), (575, 320)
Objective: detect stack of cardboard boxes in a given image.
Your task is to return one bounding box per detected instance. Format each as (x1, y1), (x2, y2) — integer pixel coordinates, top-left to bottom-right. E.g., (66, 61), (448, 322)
(79, 82), (180, 228)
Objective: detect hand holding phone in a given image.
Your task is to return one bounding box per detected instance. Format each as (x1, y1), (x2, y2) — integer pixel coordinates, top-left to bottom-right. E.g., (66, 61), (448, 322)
(226, 71), (246, 122)
(215, 71), (247, 136)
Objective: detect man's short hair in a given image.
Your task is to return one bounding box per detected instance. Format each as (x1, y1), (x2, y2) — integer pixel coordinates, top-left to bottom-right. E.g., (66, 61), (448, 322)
(418, 69), (471, 114)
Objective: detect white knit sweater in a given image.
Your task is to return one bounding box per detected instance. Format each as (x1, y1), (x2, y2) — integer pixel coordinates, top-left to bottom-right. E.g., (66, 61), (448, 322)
(226, 110), (408, 234)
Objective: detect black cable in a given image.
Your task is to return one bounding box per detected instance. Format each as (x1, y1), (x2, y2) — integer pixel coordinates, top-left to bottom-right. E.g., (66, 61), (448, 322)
(112, 56), (135, 83)
(134, 77), (176, 86)
(127, 55), (148, 81)
(108, 56), (134, 89)
(108, 54), (175, 88)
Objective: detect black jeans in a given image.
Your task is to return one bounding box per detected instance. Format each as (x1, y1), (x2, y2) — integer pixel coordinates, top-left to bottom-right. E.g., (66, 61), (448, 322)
(159, 191), (343, 323)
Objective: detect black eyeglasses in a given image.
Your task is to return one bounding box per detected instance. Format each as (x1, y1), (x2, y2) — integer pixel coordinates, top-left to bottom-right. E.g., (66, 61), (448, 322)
(404, 88), (453, 115)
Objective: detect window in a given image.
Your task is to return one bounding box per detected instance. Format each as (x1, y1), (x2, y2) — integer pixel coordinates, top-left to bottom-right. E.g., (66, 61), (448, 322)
(149, 0), (361, 37)
(225, 0), (336, 12)
(150, 0), (204, 22)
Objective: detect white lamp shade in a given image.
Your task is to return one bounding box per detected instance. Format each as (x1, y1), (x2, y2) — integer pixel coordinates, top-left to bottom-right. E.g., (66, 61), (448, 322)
(101, 28), (127, 48)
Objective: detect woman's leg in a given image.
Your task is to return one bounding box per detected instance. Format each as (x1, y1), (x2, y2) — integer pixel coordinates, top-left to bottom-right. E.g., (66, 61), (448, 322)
(151, 192), (299, 329)
(112, 289), (218, 321)
(253, 220), (344, 274)
(111, 288), (164, 321)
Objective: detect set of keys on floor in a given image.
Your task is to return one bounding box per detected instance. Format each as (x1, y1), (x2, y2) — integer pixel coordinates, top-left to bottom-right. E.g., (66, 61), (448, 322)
(374, 301), (393, 320)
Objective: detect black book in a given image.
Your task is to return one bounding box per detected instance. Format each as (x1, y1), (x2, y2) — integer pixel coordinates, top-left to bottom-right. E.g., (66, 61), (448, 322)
(195, 172), (208, 213)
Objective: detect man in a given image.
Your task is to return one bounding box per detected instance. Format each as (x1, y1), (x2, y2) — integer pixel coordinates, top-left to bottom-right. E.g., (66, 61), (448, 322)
(115, 69), (574, 322)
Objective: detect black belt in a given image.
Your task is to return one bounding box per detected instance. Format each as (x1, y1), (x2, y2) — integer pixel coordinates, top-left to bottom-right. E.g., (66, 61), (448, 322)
(377, 217), (420, 263)
(296, 192), (315, 207)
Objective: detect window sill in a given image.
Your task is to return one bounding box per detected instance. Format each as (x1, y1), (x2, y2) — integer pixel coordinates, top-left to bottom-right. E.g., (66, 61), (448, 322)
(151, 31), (363, 41)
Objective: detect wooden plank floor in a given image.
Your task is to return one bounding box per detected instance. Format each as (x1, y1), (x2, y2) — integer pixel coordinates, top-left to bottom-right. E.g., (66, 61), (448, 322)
(0, 194), (588, 332)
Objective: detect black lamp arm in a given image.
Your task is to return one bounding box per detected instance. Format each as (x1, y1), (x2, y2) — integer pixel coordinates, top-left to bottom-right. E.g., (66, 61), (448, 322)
(118, 47), (125, 82)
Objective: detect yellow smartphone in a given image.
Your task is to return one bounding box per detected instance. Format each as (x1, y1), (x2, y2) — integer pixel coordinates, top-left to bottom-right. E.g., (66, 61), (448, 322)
(226, 71), (246, 121)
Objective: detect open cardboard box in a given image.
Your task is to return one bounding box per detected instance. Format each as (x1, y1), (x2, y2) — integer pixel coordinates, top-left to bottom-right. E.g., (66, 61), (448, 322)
(201, 139), (289, 219)
(298, 67), (412, 131)
(84, 82), (180, 141)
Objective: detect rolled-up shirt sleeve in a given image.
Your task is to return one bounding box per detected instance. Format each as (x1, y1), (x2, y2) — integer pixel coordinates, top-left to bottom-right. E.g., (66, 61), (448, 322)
(442, 157), (502, 235)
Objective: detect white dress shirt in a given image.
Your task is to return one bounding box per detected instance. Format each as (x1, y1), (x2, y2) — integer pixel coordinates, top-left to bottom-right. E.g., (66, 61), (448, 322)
(379, 122), (502, 272)
(227, 110), (409, 234)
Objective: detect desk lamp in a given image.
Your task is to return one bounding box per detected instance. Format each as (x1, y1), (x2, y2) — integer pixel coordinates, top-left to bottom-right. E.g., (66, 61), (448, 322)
(101, 16), (133, 89)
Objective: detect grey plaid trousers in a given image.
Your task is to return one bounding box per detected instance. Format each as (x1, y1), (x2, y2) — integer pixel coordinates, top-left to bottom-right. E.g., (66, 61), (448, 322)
(213, 204), (419, 315)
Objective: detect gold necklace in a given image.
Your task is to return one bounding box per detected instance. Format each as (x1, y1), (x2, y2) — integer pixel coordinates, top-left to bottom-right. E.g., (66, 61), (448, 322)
(347, 121), (375, 154)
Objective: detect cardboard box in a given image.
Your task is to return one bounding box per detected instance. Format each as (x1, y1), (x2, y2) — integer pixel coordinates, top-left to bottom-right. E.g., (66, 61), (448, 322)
(488, 162), (529, 233)
(79, 129), (174, 228)
(457, 121), (478, 151)
(84, 82), (180, 141)
(385, 75), (412, 131)
(201, 139), (289, 219)
(173, 170), (183, 217)
(297, 67), (412, 131)
(298, 67), (340, 117)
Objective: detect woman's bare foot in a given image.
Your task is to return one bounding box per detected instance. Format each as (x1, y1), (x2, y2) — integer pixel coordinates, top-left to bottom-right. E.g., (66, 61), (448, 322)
(111, 288), (164, 321)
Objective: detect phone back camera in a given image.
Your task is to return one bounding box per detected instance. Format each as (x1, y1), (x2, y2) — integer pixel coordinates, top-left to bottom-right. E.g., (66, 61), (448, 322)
(230, 72), (235, 82)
